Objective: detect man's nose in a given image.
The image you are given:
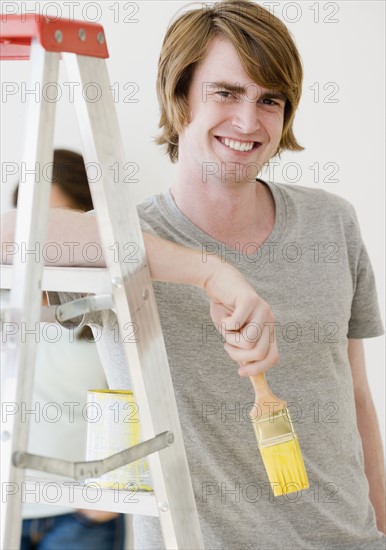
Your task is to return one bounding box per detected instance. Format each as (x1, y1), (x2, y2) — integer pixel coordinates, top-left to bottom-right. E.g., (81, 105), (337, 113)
(231, 97), (261, 134)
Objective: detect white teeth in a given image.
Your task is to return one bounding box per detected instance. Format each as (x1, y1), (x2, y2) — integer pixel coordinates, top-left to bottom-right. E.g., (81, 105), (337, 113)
(221, 137), (254, 152)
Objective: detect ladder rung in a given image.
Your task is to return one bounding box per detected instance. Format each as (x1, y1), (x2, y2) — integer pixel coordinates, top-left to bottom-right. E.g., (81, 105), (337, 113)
(0, 265), (112, 294)
(13, 431), (174, 480)
(22, 477), (158, 516)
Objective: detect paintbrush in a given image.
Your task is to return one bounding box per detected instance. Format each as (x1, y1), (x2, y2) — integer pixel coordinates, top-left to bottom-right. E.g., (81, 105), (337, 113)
(249, 372), (309, 496)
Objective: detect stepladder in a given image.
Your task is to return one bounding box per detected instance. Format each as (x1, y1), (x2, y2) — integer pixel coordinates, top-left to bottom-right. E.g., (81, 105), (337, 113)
(0, 14), (204, 550)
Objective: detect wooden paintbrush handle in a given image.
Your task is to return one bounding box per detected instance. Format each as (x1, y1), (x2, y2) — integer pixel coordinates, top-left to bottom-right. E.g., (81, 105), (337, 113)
(249, 373), (287, 419)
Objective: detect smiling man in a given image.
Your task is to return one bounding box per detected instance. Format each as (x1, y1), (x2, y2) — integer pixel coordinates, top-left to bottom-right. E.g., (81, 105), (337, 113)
(131, 0), (385, 548)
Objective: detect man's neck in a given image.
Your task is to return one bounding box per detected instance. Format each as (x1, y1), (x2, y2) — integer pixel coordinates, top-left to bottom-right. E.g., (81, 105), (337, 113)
(170, 171), (276, 249)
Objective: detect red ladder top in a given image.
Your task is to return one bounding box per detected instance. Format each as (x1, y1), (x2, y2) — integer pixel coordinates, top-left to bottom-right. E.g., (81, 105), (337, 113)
(0, 14), (109, 60)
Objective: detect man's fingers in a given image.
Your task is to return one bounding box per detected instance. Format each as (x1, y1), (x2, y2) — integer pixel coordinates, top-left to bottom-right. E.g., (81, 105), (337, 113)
(222, 309), (269, 349)
(222, 331), (255, 349)
(224, 315), (276, 358)
(219, 295), (256, 330)
(224, 323), (271, 362)
(237, 341), (280, 377)
(210, 301), (233, 327)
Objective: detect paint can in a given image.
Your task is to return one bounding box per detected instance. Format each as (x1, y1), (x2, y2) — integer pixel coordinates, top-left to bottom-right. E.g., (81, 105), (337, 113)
(85, 389), (152, 491)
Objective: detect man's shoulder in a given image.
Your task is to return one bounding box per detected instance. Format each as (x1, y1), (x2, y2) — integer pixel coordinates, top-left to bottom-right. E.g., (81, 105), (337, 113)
(272, 180), (357, 221)
(136, 193), (166, 236)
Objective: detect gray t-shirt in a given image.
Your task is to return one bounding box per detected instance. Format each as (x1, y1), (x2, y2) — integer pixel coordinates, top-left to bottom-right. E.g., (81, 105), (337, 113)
(59, 179), (385, 549)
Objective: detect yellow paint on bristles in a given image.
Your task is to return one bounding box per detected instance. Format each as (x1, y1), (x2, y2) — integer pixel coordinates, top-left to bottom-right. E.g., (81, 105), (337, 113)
(248, 375), (309, 496)
(260, 436), (309, 496)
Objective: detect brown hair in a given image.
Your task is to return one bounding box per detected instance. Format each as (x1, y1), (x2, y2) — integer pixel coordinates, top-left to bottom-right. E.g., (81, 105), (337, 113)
(155, 0), (304, 163)
(13, 149), (93, 211)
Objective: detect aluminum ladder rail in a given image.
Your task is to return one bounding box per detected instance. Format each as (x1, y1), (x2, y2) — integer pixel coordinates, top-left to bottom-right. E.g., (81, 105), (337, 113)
(0, 14), (204, 550)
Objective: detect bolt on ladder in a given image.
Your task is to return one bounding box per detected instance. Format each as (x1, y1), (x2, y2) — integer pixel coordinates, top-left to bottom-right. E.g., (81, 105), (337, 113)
(0, 14), (204, 550)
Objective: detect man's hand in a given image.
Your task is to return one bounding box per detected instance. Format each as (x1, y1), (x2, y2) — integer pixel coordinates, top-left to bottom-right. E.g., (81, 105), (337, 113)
(349, 339), (386, 534)
(204, 264), (280, 377)
(143, 233), (280, 377)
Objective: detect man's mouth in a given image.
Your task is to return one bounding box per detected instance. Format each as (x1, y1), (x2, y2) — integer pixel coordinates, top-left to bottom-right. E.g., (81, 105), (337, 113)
(215, 136), (261, 153)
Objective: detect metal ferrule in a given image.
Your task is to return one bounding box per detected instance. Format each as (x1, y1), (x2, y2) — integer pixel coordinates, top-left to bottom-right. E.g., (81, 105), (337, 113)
(252, 406), (296, 449)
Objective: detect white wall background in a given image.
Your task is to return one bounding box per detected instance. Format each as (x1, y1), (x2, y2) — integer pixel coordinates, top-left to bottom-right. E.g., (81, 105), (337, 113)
(1, 1), (384, 445)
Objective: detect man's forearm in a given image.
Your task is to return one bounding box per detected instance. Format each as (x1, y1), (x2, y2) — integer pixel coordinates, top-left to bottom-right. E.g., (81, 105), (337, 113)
(143, 231), (219, 289)
(1, 209), (102, 266)
(0, 209), (284, 382)
(356, 397), (386, 534)
(1, 208), (221, 289)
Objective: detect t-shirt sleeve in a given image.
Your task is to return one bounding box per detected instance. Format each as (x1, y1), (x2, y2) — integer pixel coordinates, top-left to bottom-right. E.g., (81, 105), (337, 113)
(347, 208), (384, 339)
(139, 217), (158, 236)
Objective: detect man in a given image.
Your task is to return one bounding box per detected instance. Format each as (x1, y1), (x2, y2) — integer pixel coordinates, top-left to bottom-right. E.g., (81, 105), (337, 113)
(2, 1), (385, 548)
(130, 3), (385, 547)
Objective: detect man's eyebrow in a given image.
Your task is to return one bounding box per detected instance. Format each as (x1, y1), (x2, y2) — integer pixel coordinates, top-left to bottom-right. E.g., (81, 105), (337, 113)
(210, 81), (287, 102)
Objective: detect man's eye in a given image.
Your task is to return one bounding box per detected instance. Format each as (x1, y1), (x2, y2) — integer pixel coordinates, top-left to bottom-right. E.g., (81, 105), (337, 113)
(260, 98), (280, 106)
(215, 91), (233, 98)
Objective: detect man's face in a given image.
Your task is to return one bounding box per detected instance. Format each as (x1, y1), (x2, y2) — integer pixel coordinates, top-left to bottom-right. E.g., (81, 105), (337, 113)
(178, 37), (286, 184)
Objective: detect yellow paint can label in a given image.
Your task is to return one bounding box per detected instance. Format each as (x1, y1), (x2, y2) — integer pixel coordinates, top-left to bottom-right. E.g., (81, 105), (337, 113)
(85, 390), (153, 491)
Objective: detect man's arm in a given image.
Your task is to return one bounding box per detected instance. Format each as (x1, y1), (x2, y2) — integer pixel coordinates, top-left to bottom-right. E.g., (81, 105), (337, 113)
(348, 338), (386, 534)
(1, 208), (279, 377)
(1, 209), (104, 267)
